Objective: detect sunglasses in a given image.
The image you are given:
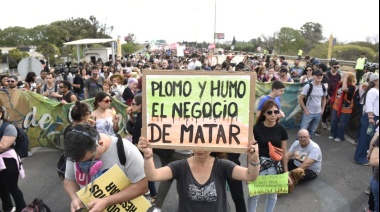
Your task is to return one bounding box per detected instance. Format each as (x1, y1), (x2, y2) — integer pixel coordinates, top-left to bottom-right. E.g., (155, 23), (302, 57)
(102, 99), (112, 103)
(266, 110), (280, 115)
(131, 102), (138, 106)
(333, 66), (340, 69)
(59, 86), (66, 89)
(307, 69), (313, 71)
(7, 80), (15, 83)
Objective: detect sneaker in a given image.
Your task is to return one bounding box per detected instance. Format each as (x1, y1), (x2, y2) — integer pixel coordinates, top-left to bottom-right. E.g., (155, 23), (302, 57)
(322, 123), (328, 129)
(364, 205), (373, 212)
(152, 207), (161, 212)
(28, 151), (33, 157)
(334, 138), (343, 142)
(365, 187), (371, 195)
(315, 132), (321, 136)
(328, 136), (334, 140)
(144, 191), (150, 196)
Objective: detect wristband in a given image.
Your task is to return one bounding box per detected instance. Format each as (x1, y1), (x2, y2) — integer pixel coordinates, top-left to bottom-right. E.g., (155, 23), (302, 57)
(249, 161), (260, 167)
(144, 153), (154, 160)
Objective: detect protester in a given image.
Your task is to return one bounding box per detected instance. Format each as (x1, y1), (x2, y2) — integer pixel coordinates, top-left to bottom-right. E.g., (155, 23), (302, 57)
(256, 81), (286, 118)
(0, 75), (8, 89)
(24, 71), (39, 92)
(71, 68), (85, 100)
(188, 54), (202, 70)
(365, 129), (379, 212)
(329, 72), (356, 142)
(122, 78), (138, 106)
(369, 136), (379, 212)
(84, 65), (105, 99)
(63, 124), (147, 212)
(279, 67), (294, 83)
(59, 80), (77, 104)
(137, 137), (260, 212)
(355, 74), (379, 165)
(298, 69), (327, 136)
(126, 94), (157, 204)
(248, 100), (290, 212)
(263, 68), (277, 83)
(7, 75), (19, 90)
(300, 66), (314, 85)
(290, 58), (304, 79)
(40, 72), (60, 101)
(0, 107), (26, 212)
(110, 74), (125, 103)
(287, 129), (322, 181)
(91, 92), (120, 136)
(35, 70), (47, 93)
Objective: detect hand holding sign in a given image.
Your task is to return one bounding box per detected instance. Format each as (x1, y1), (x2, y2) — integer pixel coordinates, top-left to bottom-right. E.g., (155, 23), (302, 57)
(247, 140), (259, 163)
(88, 198), (108, 212)
(138, 137), (153, 156)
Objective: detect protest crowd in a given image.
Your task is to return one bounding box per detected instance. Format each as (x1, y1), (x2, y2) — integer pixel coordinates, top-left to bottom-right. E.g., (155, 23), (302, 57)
(0, 46), (379, 212)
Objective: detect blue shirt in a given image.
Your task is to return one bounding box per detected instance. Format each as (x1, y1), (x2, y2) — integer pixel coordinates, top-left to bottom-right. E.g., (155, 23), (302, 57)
(257, 95), (281, 111)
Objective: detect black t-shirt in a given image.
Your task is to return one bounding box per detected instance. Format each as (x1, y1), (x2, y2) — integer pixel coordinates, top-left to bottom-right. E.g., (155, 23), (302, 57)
(168, 158), (236, 212)
(73, 74), (84, 94)
(253, 122), (289, 158)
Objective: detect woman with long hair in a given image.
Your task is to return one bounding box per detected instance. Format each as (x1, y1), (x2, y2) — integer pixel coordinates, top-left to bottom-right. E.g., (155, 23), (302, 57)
(248, 100), (290, 212)
(122, 78), (138, 106)
(0, 107), (26, 211)
(138, 137), (260, 212)
(80, 68), (91, 82)
(300, 66), (314, 85)
(91, 92), (120, 136)
(24, 72), (39, 92)
(355, 74), (379, 165)
(329, 72), (357, 142)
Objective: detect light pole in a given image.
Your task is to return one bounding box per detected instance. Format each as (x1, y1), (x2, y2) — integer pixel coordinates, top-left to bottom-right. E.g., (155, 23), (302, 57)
(214, 0), (217, 44)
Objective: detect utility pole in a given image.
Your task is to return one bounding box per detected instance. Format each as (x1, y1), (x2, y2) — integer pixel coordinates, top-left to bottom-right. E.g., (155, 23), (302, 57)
(214, 0), (216, 45)
(327, 34), (333, 59)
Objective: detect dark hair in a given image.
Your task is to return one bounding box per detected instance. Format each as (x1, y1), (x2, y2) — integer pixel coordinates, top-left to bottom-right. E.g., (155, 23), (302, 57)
(94, 92), (110, 109)
(302, 65), (313, 76)
(279, 67), (288, 73)
(272, 81), (285, 90)
(362, 81), (376, 106)
(280, 56), (285, 60)
(60, 80), (71, 90)
(134, 93), (142, 105)
(64, 124), (99, 161)
(25, 72), (37, 83)
(91, 65), (98, 70)
(71, 101), (91, 122)
(210, 152), (227, 159)
(305, 56), (311, 60)
(137, 77), (143, 91)
(256, 100), (279, 124)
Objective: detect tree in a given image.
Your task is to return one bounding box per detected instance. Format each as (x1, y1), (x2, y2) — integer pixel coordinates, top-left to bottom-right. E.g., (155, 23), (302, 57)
(277, 27), (306, 55)
(300, 22), (324, 52)
(6, 49), (29, 69)
(261, 32), (278, 54)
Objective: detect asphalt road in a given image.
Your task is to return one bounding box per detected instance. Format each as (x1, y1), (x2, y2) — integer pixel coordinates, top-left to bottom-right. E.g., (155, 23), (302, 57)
(1, 128), (372, 212)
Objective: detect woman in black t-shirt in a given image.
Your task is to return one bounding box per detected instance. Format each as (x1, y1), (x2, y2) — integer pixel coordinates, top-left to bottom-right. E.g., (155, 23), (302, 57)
(248, 100), (290, 212)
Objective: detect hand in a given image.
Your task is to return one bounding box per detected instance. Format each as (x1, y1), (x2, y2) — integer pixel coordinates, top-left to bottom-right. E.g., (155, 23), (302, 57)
(138, 137), (153, 156)
(126, 107), (133, 115)
(70, 197), (84, 212)
(88, 198), (108, 212)
(369, 119), (375, 125)
(303, 110), (310, 116)
(61, 100), (68, 104)
(247, 140), (259, 162)
(367, 153), (371, 161)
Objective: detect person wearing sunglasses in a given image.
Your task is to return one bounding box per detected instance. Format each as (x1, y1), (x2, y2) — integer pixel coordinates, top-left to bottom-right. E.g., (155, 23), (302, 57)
(63, 124), (147, 212)
(59, 80), (78, 104)
(248, 100), (290, 212)
(6, 75), (19, 90)
(300, 66), (314, 85)
(90, 92), (120, 136)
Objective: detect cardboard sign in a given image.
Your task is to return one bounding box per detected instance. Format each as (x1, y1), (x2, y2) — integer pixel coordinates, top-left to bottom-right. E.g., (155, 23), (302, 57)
(248, 172), (289, 196)
(77, 165), (151, 212)
(143, 71), (256, 153)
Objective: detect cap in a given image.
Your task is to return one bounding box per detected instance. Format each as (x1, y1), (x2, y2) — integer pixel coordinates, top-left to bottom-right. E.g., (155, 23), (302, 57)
(318, 63), (328, 72)
(8, 75), (18, 81)
(312, 59), (320, 65)
(369, 73), (379, 82)
(281, 62), (289, 66)
(313, 70), (323, 76)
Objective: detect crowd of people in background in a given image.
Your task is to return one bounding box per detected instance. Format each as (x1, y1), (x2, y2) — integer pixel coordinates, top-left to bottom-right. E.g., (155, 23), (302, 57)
(0, 47), (379, 212)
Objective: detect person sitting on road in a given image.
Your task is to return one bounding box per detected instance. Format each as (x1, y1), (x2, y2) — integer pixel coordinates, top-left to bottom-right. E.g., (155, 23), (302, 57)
(287, 129), (322, 181)
(63, 124), (147, 212)
(137, 138), (260, 212)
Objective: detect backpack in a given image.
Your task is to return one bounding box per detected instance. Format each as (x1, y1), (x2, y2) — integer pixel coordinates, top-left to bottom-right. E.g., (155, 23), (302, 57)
(0, 122), (30, 158)
(21, 198), (51, 212)
(303, 82), (327, 106)
(57, 128), (126, 180)
(43, 84), (58, 93)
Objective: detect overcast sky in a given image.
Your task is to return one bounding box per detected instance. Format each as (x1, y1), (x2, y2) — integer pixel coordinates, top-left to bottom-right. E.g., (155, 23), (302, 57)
(1, 0), (379, 44)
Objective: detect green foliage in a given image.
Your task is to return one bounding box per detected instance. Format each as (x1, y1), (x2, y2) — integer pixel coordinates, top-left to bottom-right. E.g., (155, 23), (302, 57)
(278, 27), (306, 55)
(7, 49), (29, 69)
(300, 22), (324, 52)
(121, 43), (141, 54)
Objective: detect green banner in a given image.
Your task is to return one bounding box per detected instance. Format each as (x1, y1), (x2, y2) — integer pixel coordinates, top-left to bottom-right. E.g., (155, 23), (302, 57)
(0, 89), (128, 150)
(0, 82), (302, 150)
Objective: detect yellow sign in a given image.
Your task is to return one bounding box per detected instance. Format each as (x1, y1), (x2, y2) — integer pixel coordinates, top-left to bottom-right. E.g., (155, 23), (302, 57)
(77, 165), (151, 212)
(248, 172), (289, 196)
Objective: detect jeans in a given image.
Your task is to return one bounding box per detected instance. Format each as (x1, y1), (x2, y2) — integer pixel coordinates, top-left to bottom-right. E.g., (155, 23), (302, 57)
(148, 181), (157, 197)
(300, 113), (322, 136)
(0, 158), (26, 212)
(75, 92), (85, 100)
(248, 167), (278, 212)
(330, 109), (352, 140)
(354, 114), (379, 164)
(155, 152), (192, 208)
(227, 153), (247, 212)
(370, 177), (379, 212)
